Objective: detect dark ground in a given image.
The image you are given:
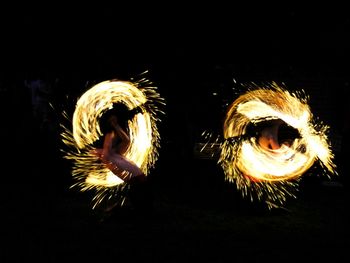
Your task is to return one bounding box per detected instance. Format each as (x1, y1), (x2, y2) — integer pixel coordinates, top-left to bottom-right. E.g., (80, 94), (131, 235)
(2, 114), (349, 262)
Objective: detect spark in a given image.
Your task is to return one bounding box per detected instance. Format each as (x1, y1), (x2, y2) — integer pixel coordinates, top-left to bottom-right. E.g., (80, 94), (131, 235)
(219, 82), (337, 209)
(60, 76), (165, 209)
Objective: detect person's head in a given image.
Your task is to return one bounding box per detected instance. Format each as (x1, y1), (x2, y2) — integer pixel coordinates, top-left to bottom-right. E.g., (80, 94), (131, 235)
(99, 103), (130, 134)
(255, 119), (300, 148)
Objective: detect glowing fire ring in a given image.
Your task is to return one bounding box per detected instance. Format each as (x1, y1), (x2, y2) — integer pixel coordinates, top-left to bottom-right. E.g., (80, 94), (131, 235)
(61, 79), (165, 208)
(219, 82), (336, 208)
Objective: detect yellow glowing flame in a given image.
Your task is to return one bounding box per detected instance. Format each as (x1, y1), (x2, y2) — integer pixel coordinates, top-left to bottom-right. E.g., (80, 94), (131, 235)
(61, 76), (165, 208)
(219, 82), (337, 209)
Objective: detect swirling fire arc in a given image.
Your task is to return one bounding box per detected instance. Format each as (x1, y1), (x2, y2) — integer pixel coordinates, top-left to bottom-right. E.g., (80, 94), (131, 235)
(61, 78), (165, 208)
(219, 82), (337, 209)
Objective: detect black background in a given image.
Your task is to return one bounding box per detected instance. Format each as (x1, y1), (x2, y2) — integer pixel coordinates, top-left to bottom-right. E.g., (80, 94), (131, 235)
(2, 5), (349, 262)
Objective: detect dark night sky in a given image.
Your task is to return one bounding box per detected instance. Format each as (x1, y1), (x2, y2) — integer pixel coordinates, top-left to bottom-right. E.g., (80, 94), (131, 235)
(2, 5), (349, 157)
(2, 6), (349, 78)
(1, 5), (349, 148)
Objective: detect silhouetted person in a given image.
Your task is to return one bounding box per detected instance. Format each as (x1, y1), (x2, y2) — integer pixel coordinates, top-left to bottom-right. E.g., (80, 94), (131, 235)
(256, 119), (298, 150)
(92, 103), (153, 216)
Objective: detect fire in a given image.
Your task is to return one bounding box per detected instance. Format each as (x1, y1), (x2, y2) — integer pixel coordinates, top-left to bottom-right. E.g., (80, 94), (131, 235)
(219, 82), (337, 209)
(60, 77), (165, 208)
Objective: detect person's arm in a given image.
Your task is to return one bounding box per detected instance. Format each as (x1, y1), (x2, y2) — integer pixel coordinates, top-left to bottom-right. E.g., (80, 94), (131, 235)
(98, 131), (114, 161)
(114, 123), (130, 155)
(90, 131), (115, 161)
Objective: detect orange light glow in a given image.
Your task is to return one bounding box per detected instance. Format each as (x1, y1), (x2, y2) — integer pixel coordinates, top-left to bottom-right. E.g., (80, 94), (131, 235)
(61, 75), (165, 208)
(219, 82), (337, 209)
